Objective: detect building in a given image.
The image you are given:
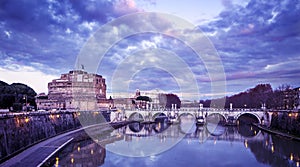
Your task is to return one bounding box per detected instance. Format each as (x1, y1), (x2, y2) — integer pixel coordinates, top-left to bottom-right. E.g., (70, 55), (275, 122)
(138, 89), (162, 109)
(280, 86), (300, 110)
(294, 87), (300, 110)
(283, 88), (295, 110)
(181, 100), (199, 108)
(112, 97), (135, 110)
(35, 93), (58, 110)
(110, 89), (180, 110)
(36, 70), (107, 111)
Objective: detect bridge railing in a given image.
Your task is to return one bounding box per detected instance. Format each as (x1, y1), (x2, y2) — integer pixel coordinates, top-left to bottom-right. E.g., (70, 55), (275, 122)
(122, 107), (266, 113)
(0, 110), (78, 118)
(172, 107), (265, 112)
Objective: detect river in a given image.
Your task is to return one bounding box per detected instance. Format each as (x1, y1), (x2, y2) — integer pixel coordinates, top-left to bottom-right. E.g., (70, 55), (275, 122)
(49, 117), (300, 167)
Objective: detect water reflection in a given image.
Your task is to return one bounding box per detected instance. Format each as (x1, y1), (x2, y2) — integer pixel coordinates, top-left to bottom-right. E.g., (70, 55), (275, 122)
(126, 120), (170, 137)
(51, 121), (300, 167)
(248, 131), (300, 167)
(237, 124), (260, 137)
(51, 137), (107, 167)
(206, 123), (226, 136)
(128, 122), (144, 133)
(178, 113), (195, 134)
(153, 121), (169, 133)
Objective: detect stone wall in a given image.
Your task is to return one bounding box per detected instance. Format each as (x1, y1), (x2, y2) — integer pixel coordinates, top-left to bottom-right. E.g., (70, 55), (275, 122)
(0, 111), (81, 160)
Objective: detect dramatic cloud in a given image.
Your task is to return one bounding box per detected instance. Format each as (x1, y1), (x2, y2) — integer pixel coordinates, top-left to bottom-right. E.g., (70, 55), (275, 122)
(0, 0), (141, 71)
(199, 0), (300, 93)
(0, 56), (59, 94)
(0, 0), (142, 93)
(0, 0), (299, 99)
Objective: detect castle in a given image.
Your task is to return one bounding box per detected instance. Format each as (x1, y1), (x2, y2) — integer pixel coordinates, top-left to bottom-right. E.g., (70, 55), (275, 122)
(36, 70), (110, 111)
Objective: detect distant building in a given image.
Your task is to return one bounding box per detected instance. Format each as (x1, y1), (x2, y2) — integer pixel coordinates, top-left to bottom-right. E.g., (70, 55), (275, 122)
(113, 97), (135, 110)
(283, 88), (295, 110)
(181, 100), (199, 108)
(294, 87), (300, 110)
(280, 86), (300, 110)
(112, 89), (165, 110)
(139, 89), (162, 109)
(35, 93), (57, 110)
(36, 70), (108, 111)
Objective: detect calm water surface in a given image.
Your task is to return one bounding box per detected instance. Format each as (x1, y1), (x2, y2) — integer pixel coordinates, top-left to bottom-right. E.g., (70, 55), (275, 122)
(52, 119), (300, 167)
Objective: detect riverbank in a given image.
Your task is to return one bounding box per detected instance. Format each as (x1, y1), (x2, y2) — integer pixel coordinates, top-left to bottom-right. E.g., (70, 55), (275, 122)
(0, 121), (133, 167)
(0, 111), (81, 162)
(253, 123), (300, 142)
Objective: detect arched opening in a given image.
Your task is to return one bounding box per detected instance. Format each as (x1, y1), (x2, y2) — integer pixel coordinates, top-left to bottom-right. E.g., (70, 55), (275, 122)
(128, 112), (144, 122)
(237, 113), (260, 125)
(205, 113), (227, 136)
(206, 113), (226, 125)
(153, 112), (168, 122)
(237, 113), (260, 137)
(128, 112), (144, 133)
(152, 112), (169, 133)
(179, 113), (196, 134)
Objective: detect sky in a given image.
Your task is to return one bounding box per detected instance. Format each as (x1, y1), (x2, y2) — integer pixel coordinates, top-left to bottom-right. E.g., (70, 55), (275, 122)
(0, 0), (299, 100)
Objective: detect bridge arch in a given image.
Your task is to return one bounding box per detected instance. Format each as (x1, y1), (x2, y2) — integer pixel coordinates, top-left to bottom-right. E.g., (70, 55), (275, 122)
(178, 113), (196, 120)
(236, 112), (261, 124)
(178, 113), (196, 134)
(206, 113), (227, 125)
(128, 112), (144, 122)
(152, 112), (167, 121)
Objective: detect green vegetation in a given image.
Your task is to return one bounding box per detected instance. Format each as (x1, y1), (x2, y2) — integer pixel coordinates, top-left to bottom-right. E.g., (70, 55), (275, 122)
(200, 84), (298, 110)
(136, 96), (152, 102)
(158, 93), (181, 109)
(0, 80), (37, 111)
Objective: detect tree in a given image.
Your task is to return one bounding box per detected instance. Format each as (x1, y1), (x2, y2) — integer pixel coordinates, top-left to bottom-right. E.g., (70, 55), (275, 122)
(205, 83), (275, 109)
(165, 93), (181, 109)
(158, 93), (167, 108)
(0, 81), (37, 111)
(136, 96), (152, 102)
(135, 96), (152, 109)
(270, 84), (293, 109)
(248, 84), (273, 108)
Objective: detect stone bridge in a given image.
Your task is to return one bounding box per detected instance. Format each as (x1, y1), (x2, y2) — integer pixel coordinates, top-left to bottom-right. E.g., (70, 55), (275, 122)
(111, 107), (271, 126)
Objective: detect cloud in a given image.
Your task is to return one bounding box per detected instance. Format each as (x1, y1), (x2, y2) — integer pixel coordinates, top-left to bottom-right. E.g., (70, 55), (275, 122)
(0, 0), (299, 99)
(222, 0), (233, 8)
(0, 60), (59, 93)
(113, 0), (141, 15)
(198, 0), (300, 92)
(0, 0), (142, 71)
